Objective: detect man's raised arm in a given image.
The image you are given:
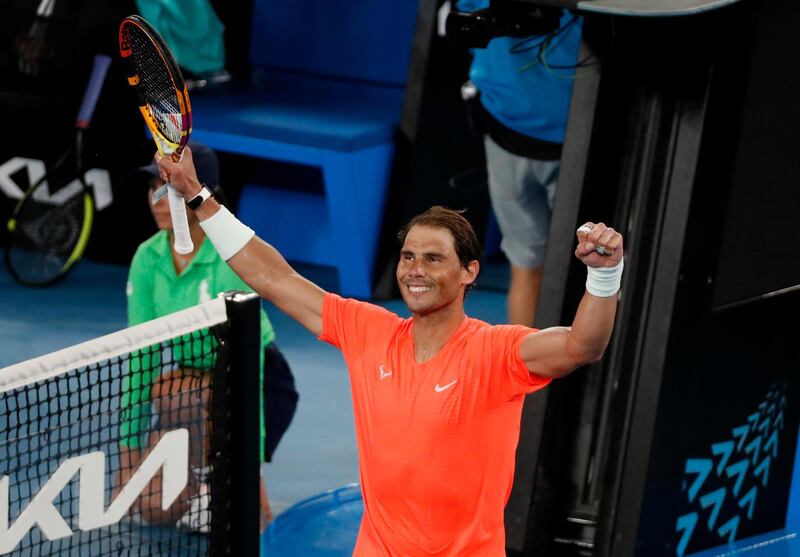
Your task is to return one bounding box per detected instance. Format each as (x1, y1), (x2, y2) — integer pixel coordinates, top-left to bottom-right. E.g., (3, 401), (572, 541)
(520, 223), (624, 378)
(156, 147), (326, 337)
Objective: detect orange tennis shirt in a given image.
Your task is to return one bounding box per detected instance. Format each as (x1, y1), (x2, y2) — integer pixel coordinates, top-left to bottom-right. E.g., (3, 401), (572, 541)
(319, 294), (552, 556)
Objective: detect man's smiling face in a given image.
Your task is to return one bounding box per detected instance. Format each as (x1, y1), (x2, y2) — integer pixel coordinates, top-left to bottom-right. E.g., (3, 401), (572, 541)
(396, 225), (476, 316)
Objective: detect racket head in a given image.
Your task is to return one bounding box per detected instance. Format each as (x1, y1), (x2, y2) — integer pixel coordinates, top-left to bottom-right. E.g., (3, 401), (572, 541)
(119, 15), (192, 158)
(5, 138), (94, 286)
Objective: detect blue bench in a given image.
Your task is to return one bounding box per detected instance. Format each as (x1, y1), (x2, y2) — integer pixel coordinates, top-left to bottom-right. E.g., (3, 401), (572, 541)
(191, 0), (418, 298)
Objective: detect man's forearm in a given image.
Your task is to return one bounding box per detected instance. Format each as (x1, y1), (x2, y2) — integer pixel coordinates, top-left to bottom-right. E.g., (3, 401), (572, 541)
(194, 197), (292, 299)
(565, 292), (618, 364)
(193, 196), (326, 335)
(521, 223), (624, 377)
(227, 236), (303, 300)
(193, 195), (220, 221)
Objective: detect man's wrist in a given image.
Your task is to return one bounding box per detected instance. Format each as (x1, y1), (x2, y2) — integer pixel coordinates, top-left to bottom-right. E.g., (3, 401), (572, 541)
(185, 185), (214, 210)
(182, 179), (203, 201)
(586, 259), (624, 297)
(198, 205), (254, 260)
(194, 196), (222, 221)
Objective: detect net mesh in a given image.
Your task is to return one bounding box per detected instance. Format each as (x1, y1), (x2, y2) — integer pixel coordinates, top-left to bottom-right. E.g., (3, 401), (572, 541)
(0, 308), (237, 556)
(125, 24), (184, 145)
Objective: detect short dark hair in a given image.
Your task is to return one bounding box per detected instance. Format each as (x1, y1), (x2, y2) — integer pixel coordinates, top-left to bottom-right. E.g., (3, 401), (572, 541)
(397, 206), (482, 294)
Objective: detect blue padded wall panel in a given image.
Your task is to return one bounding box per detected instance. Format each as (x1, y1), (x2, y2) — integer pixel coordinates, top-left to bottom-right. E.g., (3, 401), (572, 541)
(191, 71), (404, 151)
(249, 0), (418, 86)
(238, 186), (335, 267)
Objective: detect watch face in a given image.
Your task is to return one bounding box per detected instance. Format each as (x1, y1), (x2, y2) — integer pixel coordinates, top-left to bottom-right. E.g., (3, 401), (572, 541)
(187, 187), (211, 209)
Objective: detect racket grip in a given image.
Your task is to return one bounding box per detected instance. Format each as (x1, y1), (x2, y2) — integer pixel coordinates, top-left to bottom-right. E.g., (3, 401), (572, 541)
(76, 55), (112, 129)
(168, 186), (194, 254)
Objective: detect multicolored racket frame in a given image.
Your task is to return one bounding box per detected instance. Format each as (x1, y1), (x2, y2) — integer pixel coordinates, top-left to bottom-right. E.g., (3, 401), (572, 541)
(119, 15), (192, 155)
(119, 15), (195, 254)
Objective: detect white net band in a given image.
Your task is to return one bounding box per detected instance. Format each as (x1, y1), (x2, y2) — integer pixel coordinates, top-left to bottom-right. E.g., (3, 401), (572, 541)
(0, 297), (227, 393)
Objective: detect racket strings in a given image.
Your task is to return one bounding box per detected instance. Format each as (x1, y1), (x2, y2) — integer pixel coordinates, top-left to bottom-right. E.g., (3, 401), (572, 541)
(126, 26), (184, 144)
(17, 197), (81, 251)
(9, 193), (85, 282)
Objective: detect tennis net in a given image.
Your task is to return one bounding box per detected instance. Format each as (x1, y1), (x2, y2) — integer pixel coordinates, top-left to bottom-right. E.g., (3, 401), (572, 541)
(0, 292), (261, 556)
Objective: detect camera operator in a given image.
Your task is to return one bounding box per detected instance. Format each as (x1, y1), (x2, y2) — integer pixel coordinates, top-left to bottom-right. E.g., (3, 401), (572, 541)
(449, 2), (583, 326)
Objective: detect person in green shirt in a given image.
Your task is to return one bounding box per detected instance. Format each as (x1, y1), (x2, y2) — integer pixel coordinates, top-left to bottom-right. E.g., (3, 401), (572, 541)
(118, 141), (297, 528)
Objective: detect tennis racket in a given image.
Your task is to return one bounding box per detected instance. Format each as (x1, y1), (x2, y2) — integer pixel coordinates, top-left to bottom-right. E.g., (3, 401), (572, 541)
(4, 54), (111, 286)
(119, 15), (194, 255)
(15, 0), (57, 76)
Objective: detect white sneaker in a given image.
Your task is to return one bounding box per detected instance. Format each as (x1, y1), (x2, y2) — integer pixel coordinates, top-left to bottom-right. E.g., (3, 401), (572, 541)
(176, 482), (210, 534)
(193, 465), (212, 484)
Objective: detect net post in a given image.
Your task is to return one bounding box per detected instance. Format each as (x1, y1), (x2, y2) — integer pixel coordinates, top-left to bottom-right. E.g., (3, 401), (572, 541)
(215, 291), (262, 555)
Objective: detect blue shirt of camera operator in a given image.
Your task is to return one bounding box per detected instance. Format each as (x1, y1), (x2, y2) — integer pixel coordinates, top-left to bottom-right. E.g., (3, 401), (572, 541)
(457, 1), (582, 143)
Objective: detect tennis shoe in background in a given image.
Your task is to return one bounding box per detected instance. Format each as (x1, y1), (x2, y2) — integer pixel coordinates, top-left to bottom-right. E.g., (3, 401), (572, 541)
(184, 68), (232, 92)
(193, 465), (212, 484)
(176, 481), (210, 534)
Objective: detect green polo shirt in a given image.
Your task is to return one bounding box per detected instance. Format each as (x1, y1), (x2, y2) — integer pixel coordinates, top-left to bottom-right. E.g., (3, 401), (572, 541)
(120, 230), (274, 459)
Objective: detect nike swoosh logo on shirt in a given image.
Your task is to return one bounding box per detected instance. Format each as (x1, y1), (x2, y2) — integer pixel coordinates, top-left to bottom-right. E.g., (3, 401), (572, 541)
(434, 379), (458, 392)
(379, 365), (393, 379)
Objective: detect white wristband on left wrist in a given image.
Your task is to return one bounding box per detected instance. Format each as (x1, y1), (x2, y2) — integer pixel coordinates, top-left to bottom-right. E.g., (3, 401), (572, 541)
(586, 259), (624, 297)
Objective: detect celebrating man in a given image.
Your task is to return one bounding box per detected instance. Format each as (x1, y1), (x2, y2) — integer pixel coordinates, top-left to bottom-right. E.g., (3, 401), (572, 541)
(156, 147), (623, 556)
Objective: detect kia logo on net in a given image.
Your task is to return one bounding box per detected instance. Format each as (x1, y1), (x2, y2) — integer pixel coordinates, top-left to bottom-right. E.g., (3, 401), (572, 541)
(0, 429), (189, 554)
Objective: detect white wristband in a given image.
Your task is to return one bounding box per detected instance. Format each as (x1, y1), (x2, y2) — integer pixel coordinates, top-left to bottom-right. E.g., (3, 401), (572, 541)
(586, 259), (624, 297)
(199, 206), (255, 261)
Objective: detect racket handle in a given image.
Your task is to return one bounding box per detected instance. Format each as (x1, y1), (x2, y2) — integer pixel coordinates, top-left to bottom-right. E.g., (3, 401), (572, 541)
(168, 186), (194, 254)
(76, 54), (112, 129)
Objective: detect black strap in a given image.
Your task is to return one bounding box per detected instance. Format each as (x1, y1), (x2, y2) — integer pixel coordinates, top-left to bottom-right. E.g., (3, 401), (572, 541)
(482, 104), (563, 161)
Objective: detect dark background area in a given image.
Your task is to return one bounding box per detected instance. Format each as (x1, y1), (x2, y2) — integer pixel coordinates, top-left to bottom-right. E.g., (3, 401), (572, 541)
(0, 0), (493, 282)
(0, 0), (158, 262)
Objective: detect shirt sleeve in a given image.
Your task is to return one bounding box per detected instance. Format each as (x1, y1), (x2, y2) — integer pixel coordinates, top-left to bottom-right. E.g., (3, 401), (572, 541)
(126, 246), (156, 326)
(490, 325), (551, 399)
(319, 293), (399, 355)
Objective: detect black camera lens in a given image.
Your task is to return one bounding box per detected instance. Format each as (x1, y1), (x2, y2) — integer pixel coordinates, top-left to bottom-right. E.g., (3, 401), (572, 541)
(445, 9), (497, 48)
(446, 2), (564, 48)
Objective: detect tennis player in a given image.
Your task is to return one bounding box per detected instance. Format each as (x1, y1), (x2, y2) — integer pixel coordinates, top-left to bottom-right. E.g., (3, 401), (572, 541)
(156, 146), (623, 556)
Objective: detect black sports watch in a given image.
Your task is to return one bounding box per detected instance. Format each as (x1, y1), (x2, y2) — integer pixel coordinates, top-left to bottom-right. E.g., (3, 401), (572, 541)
(186, 185), (214, 210)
